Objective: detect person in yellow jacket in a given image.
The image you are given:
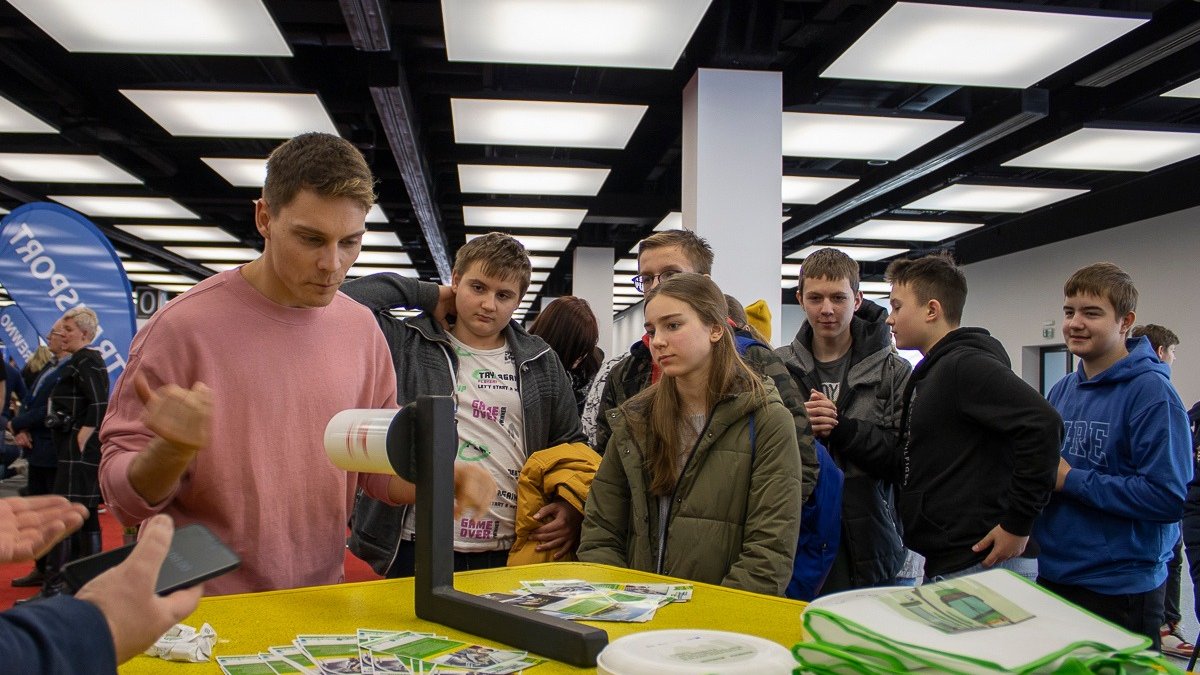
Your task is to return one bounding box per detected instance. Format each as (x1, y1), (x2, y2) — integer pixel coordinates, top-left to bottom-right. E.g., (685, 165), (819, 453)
(508, 442), (602, 566)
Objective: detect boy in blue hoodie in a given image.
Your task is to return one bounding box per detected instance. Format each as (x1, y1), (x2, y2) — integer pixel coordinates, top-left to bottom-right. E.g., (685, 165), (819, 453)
(1035, 263), (1192, 650)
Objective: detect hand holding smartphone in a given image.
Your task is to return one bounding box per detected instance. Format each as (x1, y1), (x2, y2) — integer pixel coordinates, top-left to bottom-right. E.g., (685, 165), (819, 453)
(61, 523), (240, 595)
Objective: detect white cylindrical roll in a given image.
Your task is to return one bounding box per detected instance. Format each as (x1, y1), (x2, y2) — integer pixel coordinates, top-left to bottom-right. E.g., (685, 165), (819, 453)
(324, 408), (402, 475)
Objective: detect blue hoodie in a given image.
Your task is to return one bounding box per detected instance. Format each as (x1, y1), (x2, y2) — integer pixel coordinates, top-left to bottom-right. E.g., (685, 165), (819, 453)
(1035, 336), (1192, 594)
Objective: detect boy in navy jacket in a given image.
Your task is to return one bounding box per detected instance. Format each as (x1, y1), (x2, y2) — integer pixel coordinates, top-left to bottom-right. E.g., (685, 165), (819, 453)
(1035, 263), (1192, 650)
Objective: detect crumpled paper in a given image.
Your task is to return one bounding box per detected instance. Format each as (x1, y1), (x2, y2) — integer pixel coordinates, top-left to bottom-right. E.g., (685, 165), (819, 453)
(143, 622), (215, 662)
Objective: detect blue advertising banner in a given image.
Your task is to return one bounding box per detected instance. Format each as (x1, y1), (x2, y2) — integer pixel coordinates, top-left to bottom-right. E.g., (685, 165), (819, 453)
(0, 304), (42, 368)
(0, 203), (135, 388)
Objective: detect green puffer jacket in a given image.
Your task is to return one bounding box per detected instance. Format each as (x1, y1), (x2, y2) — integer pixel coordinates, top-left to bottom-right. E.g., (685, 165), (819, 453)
(593, 332), (818, 503)
(578, 381), (802, 596)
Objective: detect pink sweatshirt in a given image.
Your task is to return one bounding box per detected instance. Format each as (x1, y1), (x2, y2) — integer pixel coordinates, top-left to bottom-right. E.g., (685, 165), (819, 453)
(99, 269), (398, 595)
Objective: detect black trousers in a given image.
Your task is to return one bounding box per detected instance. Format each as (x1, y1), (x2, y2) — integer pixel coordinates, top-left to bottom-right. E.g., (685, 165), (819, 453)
(1165, 534), (1183, 625)
(1038, 577), (1167, 651)
(26, 465), (57, 572)
(26, 464), (57, 497)
(386, 539), (510, 578)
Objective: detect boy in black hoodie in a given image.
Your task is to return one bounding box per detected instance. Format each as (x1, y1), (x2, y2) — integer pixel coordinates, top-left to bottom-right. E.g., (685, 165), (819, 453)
(842, 253), (1061, 580)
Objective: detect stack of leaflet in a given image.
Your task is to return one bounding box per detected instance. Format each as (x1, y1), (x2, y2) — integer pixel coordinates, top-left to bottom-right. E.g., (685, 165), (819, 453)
(216, 628), (545, 674)
(479, 579), (692, 623)
(793, 569), (1180, 674)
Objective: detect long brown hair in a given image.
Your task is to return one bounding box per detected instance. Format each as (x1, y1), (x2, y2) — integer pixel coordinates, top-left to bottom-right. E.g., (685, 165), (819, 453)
(527, 296), (601, 379)
(625, 273), (766, 495)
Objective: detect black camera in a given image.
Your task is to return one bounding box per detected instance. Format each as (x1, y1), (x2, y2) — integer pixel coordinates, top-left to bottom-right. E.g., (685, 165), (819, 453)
(44, 410), (73, 430)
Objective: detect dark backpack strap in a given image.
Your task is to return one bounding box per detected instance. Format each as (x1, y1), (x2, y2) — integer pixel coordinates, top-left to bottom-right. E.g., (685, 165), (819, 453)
(749, 412), (757, 465)
(744, 412), (758, 526)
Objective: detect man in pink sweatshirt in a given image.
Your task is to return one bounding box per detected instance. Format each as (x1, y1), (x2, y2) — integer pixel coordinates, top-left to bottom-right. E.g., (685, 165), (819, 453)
(99, 133), (492, 595)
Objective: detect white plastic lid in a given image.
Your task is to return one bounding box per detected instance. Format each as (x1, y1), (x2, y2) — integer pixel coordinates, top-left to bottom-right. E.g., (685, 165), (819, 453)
(595, 629), (795, 675)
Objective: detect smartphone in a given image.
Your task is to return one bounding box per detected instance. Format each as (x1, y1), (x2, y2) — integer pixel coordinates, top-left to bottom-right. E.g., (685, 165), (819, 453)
(60, 523), (240, 595)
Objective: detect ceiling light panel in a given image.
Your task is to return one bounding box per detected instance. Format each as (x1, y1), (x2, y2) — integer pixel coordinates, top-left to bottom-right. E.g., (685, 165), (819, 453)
(838, 219), (983, 242)
(467, 233), (571, 252)
(355, 250), (413, 266)
(121, 90), (337, 139)
(452, 99), (647, 149)
(782, 176), (858, 204)
(165, 246), (260, 261)
(905, 184), (1089, 213)
(458, 164), (610, 196)
(462, 206), (587, 230)
(366, 205), (387, 224)
(114, 224), (238, 242)
(530, 270), (551, 282)
(7, 0), (290, 56)
(1003, 128), (1200, 172)
(0, 95), (56, 133)
(121, 261), (167, 273)
(528, 258), (558, 271)
(822, 2), (1146, 88)
(149, 284), (196, 293)
(443, 0), (711, 69)
(201, 157), (266, 187)
(655, 212), (683, 231)
(0, 153), (140, 184)
(782, 113), (961, 161)
(860, 282), (892, 294)
(613, 258), (639, 272)
(362, 232), (401, 248)
(126, 273), (200, 284)
(201, 158), (387, 209)
(51, 196), (199, 219)
(788, 245), (909, 261)
(614, 287), (643, 297)
(346, 267), (419, 278)
(1163, 78), (1200, 99)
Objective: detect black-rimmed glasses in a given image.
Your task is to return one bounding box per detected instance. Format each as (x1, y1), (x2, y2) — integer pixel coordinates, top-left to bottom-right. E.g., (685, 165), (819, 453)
(631, 269), (683, 292)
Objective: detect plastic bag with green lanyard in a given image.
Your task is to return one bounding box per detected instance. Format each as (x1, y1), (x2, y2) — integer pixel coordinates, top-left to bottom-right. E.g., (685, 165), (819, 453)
(789, 569), (1183, 674)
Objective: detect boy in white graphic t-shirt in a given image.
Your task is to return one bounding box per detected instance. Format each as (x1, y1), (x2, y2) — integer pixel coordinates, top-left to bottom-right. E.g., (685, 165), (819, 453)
(343, 232), (588, 576)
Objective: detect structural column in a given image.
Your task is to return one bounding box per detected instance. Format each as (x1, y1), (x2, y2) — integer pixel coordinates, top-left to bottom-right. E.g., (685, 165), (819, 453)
(572, 246), (615, 359)
(683, 68), (782, 344)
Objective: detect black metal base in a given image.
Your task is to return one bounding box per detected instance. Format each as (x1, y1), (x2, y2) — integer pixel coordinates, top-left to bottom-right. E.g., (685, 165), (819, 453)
(398, 396), (608, 667)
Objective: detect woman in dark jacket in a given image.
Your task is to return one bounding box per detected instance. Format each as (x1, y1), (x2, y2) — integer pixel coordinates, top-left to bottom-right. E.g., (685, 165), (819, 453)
(28, 307), (109, 600)
(527, 296), (602, 416)
(8, 340), (68, 588)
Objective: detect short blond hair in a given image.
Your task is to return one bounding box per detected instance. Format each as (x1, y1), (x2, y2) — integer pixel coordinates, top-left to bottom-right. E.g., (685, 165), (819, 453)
(637, 230), (713, 274)
(61, 306), (99, 339)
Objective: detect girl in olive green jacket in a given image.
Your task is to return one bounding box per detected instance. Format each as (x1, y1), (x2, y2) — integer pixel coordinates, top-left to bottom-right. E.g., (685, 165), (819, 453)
(578, 274), (802, 596)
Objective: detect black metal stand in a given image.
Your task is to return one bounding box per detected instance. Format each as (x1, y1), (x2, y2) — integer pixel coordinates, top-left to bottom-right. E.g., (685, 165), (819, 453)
(391, 396), (608, 667)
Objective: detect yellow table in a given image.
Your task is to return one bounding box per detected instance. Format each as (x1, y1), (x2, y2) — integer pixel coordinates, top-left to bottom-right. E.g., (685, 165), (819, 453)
(120, 562), (806, 674)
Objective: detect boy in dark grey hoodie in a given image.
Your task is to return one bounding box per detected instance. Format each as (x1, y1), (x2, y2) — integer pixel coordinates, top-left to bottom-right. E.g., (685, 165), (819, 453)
(776, 248), (909, 593)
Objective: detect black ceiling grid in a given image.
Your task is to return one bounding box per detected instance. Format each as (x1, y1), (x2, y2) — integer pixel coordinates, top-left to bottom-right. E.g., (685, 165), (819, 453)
(0, 0), (1197, 317)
